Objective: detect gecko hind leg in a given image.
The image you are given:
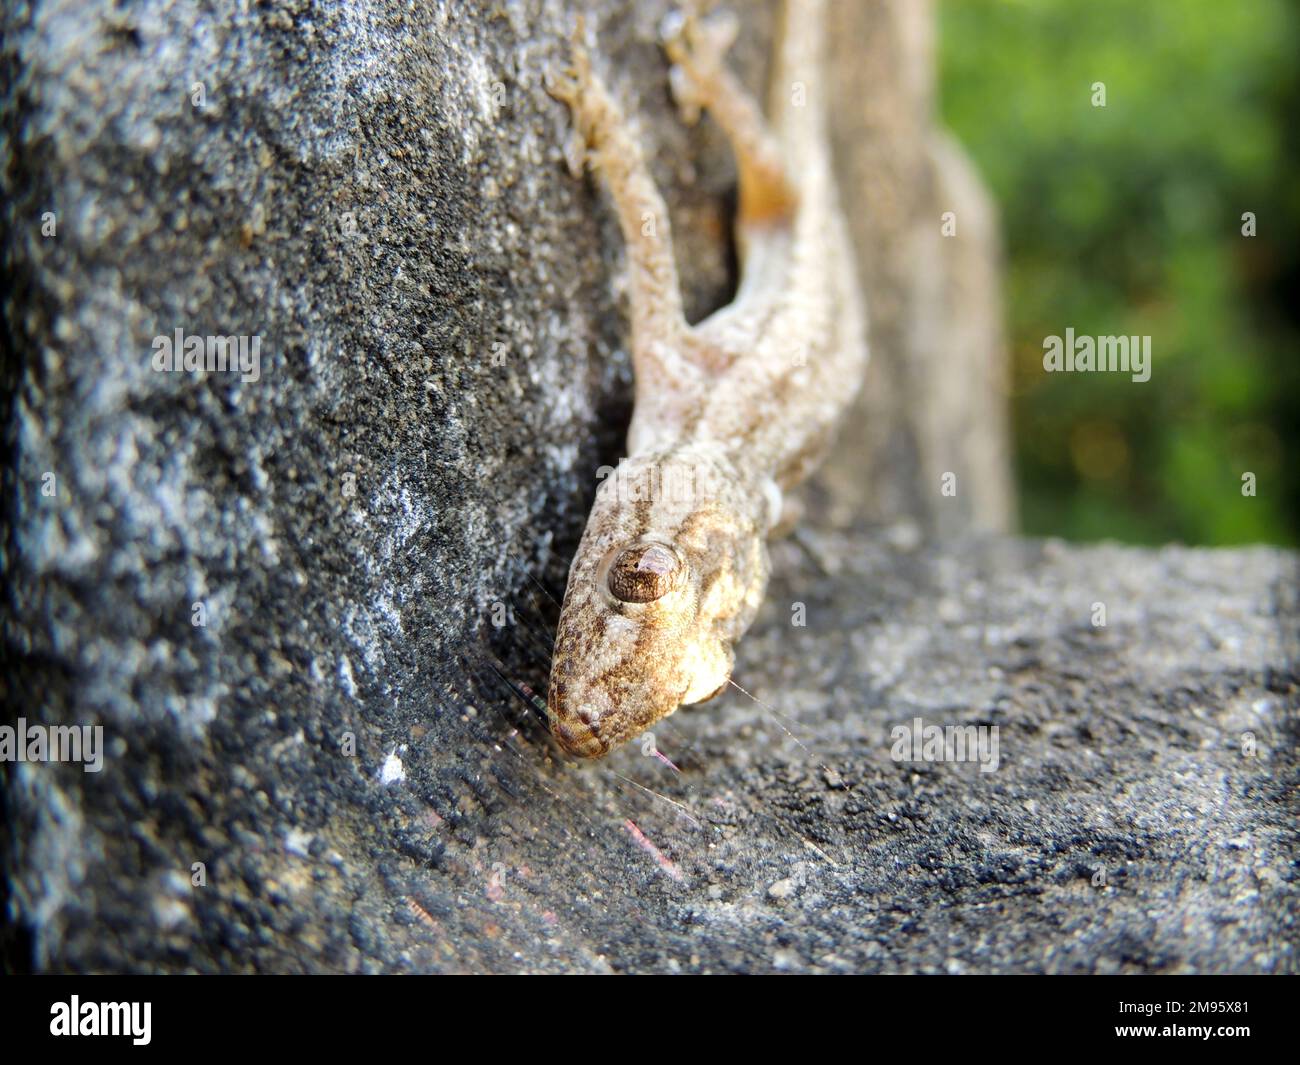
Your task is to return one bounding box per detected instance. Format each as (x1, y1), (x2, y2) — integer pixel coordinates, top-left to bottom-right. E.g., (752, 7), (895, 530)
(661, 7), (797, 228)
(547, 20), (693, 390)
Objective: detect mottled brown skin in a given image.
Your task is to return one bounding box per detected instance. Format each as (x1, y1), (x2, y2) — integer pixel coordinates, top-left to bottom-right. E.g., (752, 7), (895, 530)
(546, 0), (867, 757)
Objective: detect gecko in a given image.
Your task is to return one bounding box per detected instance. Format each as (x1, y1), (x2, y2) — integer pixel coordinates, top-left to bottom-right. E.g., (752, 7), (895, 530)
(545, 0), (867, 758)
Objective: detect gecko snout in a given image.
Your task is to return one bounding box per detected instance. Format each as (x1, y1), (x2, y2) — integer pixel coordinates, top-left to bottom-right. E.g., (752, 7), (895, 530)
(547, 680), (610, 757)
(550, 714), (608, 758)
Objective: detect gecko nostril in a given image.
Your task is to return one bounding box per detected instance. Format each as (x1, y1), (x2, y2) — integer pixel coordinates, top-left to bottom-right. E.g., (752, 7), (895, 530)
(607, 542), (681, 603)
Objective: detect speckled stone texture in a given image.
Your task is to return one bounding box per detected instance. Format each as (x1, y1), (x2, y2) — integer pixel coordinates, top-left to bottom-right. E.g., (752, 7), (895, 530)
(2, 0), (1296, 973)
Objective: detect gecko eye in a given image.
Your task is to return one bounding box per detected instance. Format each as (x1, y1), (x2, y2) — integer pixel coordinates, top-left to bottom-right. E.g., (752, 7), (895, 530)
(606, 542), (682, 603)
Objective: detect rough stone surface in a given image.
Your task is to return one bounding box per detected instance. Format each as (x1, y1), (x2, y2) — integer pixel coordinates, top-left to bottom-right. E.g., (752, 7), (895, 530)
(2, 0), (1296, 973)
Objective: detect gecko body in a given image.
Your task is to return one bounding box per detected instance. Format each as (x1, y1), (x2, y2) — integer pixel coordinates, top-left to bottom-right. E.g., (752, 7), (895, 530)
(546, 0), (867, 757)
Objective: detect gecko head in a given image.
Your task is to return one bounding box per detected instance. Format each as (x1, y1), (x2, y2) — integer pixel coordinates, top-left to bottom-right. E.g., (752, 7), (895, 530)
(546, 456), (767, 758)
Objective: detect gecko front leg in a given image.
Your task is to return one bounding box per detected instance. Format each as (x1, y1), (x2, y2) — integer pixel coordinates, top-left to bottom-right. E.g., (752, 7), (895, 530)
(547, 24), (704, 417)
(662, 7), (797, 229)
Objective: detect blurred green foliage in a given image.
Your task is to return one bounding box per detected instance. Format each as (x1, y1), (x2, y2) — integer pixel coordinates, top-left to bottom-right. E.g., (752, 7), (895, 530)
(940, 0), (1299, 545)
